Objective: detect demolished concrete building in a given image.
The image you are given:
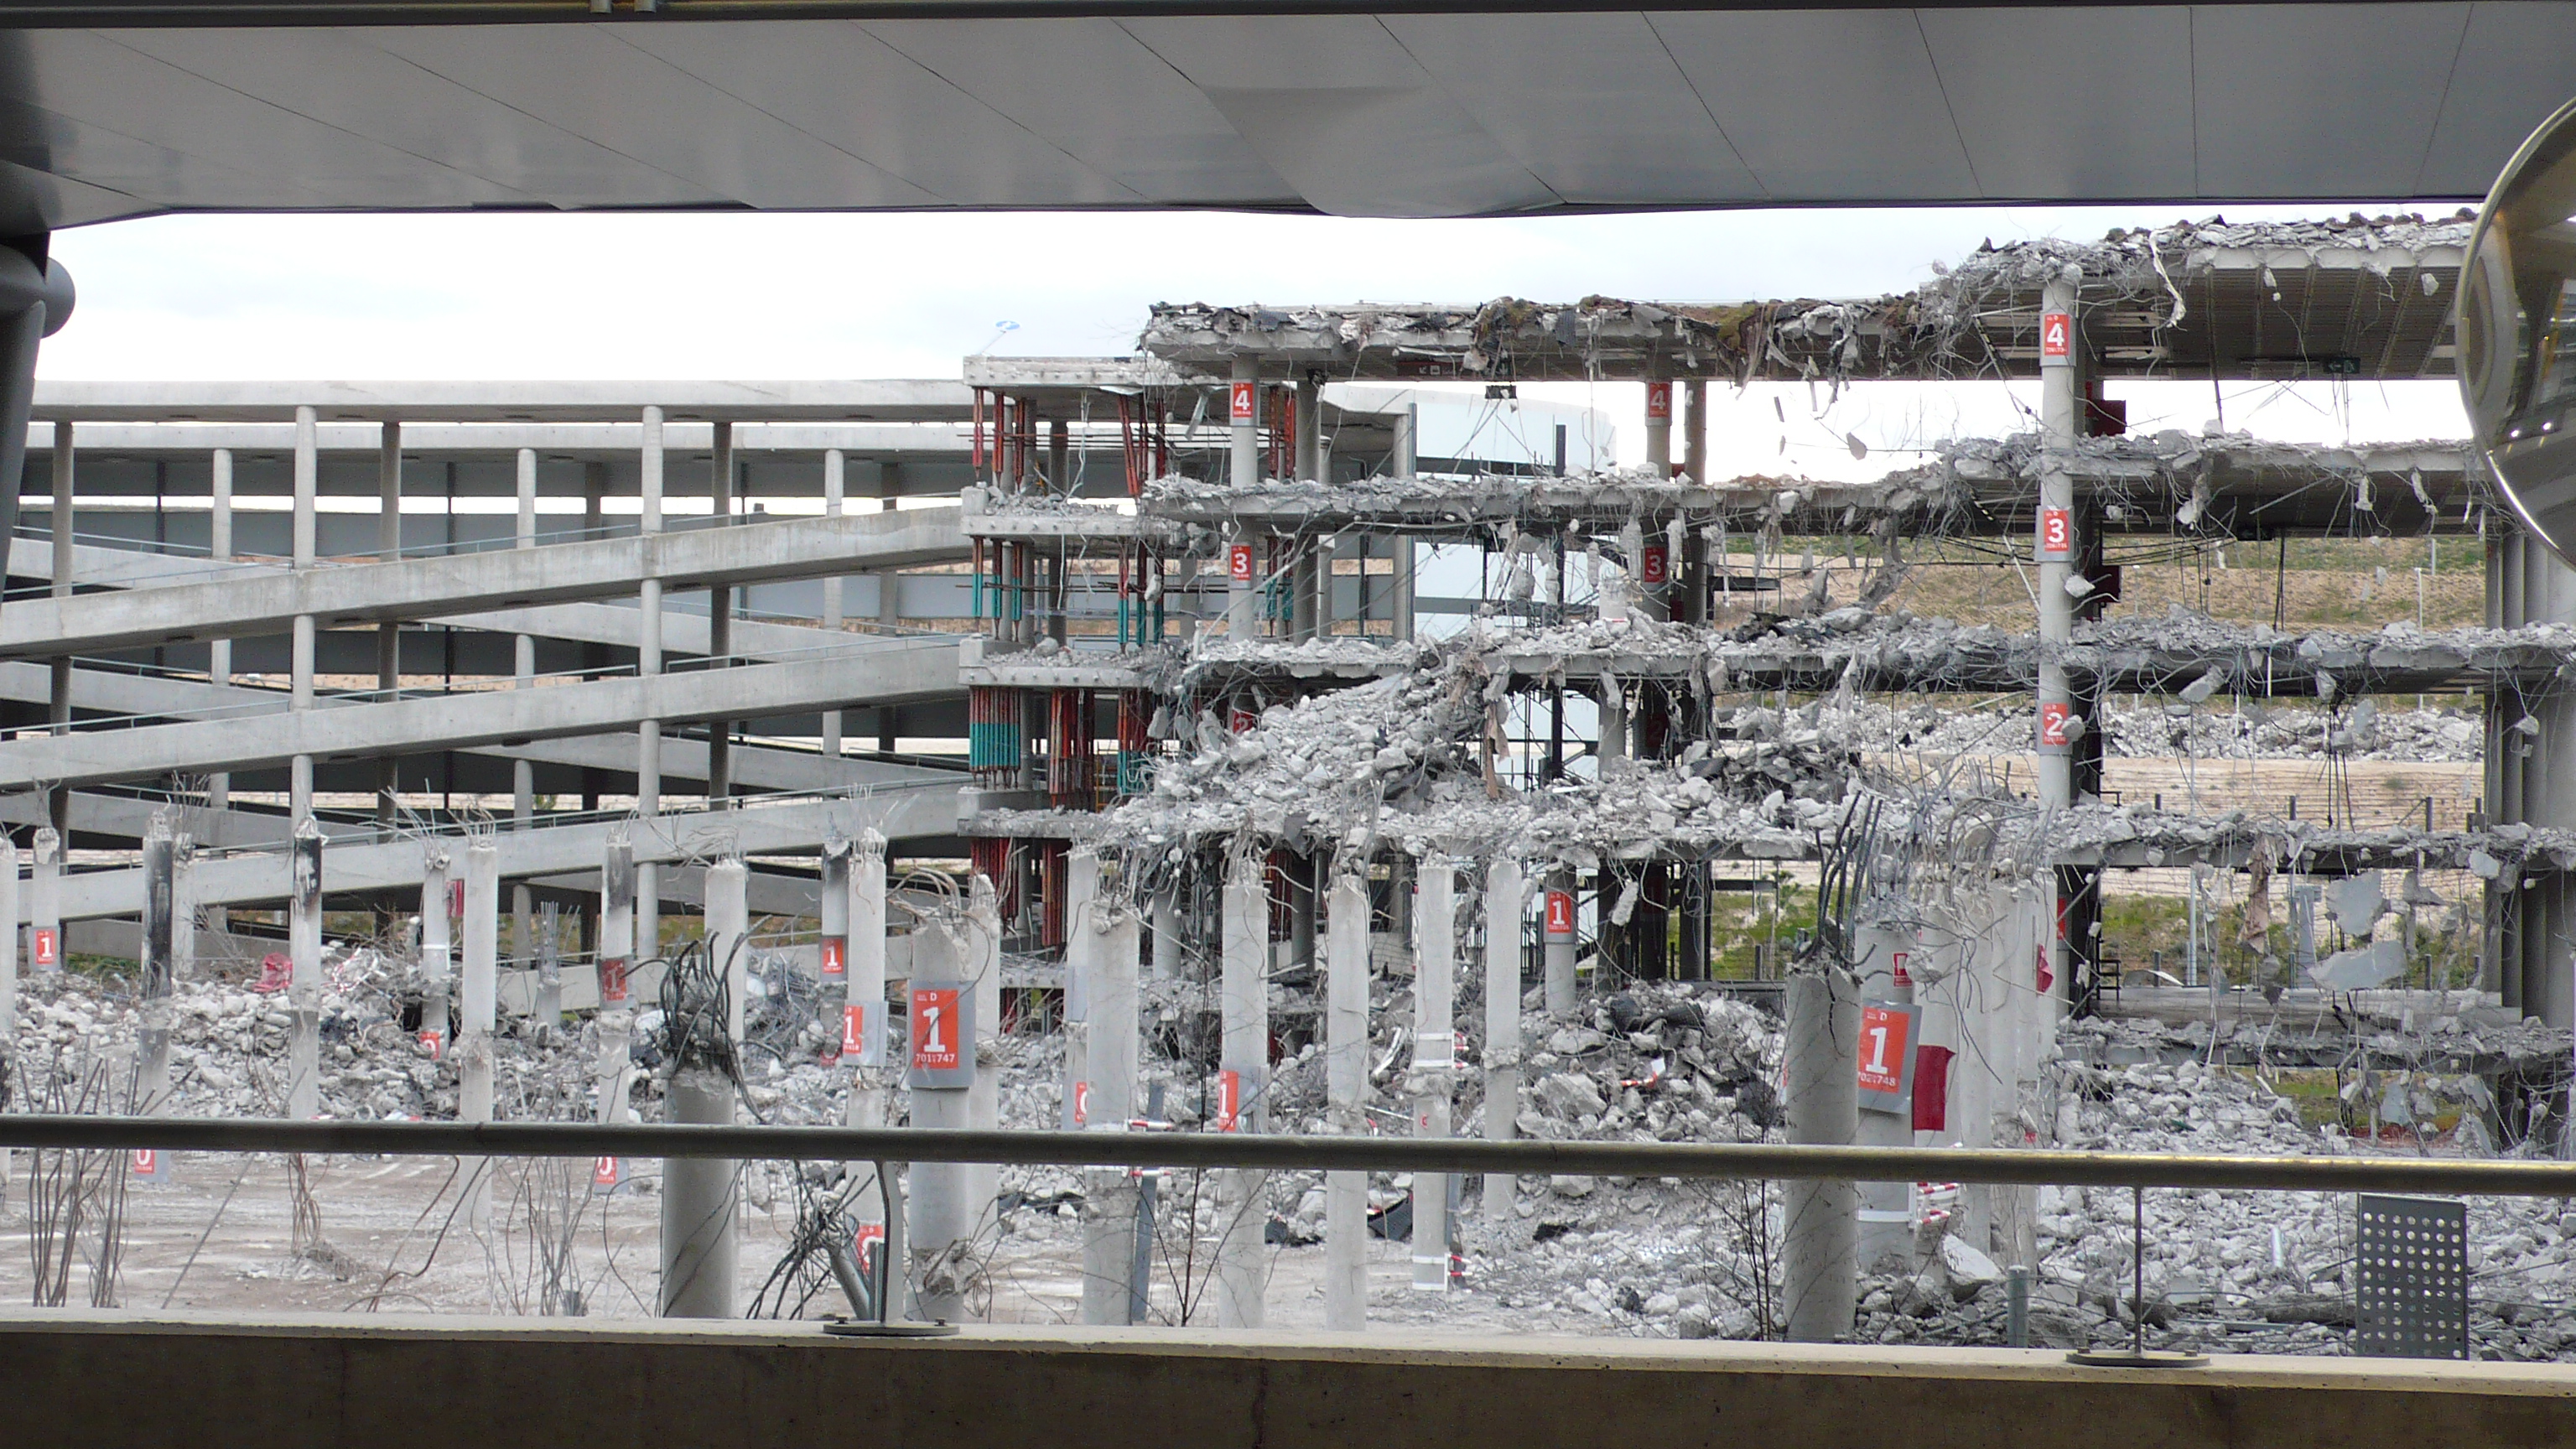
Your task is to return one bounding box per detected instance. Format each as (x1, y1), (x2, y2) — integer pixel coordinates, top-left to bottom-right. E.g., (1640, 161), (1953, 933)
(8, 216), (2576, 1359)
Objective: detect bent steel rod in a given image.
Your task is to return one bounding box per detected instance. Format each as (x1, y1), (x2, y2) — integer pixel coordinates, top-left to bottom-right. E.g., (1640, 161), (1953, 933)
(3, 1115), (2574, 1197)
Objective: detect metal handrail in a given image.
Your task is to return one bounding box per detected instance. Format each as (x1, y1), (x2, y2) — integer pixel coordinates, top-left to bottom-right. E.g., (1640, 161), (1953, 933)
(3, 1117), (2573, 1197)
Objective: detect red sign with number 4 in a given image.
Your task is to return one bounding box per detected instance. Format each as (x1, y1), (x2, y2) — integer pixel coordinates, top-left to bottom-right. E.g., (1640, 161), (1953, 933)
(2041, 312), (2071, 361)
(1229, 381), (1256, 424)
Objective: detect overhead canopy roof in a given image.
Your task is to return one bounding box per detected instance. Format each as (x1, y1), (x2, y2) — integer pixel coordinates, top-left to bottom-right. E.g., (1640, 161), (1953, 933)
(0, 3), (2559, 227)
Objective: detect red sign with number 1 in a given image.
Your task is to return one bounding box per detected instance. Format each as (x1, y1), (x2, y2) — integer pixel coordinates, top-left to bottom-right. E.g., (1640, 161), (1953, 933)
(1545, 890), (1575, 937)
(1857, 1004), (1914, 1095)
(911, 989), (961, 1072)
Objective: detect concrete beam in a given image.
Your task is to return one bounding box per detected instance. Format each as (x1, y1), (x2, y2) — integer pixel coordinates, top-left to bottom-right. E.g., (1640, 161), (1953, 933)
(29, 378), (976, 423)
(0, 660), (955, 801)
(5, 1316), (2572, 1449)
(0, 637), (958, 788)
(55, 790), (958, 917)
(0, 506), (963, 660)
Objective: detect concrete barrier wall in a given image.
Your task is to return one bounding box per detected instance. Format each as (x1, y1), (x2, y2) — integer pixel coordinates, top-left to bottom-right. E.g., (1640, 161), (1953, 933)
(6, 1313), (2575, 1448)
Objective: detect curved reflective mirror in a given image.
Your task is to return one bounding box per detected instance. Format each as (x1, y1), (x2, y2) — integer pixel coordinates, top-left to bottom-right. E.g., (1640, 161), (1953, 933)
(2465, 95), (2576, 563)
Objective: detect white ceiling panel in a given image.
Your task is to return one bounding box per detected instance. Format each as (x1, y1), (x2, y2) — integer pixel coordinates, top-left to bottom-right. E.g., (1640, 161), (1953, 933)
(112, 26), (712, 211)
(1650, 10), (1981, 200)
(1126, 15), (1554, 216)
(625, 21), (1140, 208)
(12, 29), (501, 211)
(1383, 13), (1766, 205)
(2415, 3), (2576, 199)
(1920, 8), (2195, 200)
(864, 18), (1296, 205)
(2192, 3), (2469, 198)
(371, 23), (938, 209)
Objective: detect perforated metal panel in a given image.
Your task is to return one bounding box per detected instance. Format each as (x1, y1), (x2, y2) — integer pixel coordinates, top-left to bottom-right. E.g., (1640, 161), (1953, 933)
(2355, 1194), (2469, 1359)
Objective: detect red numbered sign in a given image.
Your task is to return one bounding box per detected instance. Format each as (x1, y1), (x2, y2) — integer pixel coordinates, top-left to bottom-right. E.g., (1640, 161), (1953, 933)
(1229, 380), (1256, 424)
(593, 1156), (620, 1188)
(131, 1149), (157, 1176)
(2040, 311), (2071, 363)
(1891, 950), (1911, 988)
(1216, 1068), (1243, 1133)
(1645, 382), (1673, 420)
(1544, 890), (1576, 938)
(449, 879), (465, 917)
(841, 1003), (867, 1061)
(2035, 943), (2055, 995)
(1072, 1080), (1091, 1127)
(819, 937), (846, 979)
(2038, 701), (2073, 750)
(2038, 506), (2072, 561)
(418, 1029), (444, 1061)
(31, 926), (57, 969)
(598, 956), (629, 1005)
(253, 951), (291, 994)
(853, 1221), (886, 1275)
(1228, 705), (1258, 735)
(1228, 543), (1254, 583)
(1639, 544), (1670, 586)
(911, 988), (962, 1073)
(1857, 1005), (1914, 1096)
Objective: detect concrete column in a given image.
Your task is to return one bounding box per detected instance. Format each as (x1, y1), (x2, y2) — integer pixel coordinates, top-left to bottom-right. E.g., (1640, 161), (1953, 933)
(821, 449), (844, 758)
(662, 855), (745, 1318)
(29, 825), (58, 975)
(1482, 857), (1524, 1228)
(1063, 849), (1099, 1130)
(1682, 379), (1709, 484)
(1783, 967), (1859, 1342)
(1294, 372), (1322, 482)
(419, 850), (451, 1062)
(637, 406), (663, 951)
(595, 832), (635, 1125)
(1392, 405), (1417, 641)
(2035, 277), (2078, 1010)
(1151, 886), (1182, 979)
(1324, 865), (1369, 1330)
(137, 820), (176, 1116)
(1853, 919), (1918, 1274)
(46, 421), (70, 836)
(1412, 853), (1455, 1292)
(286, 820), (324, 1122)
(290, 405), (319, 828)
(460, 837), (497, 1223)
(206, 449), (233, 814)
(532, 901), (561, 1036)
(706, 421), (735, 804)
(1644, 377), (1672, 475)
(0, 834), (16, 1111)
(1216, 852), (1270, 1327)
(512, 449), (538, 828)
(377, 423), (402, 821)
(907, 907), (974, 1323)
(1079, 860), (1142, 1325)
(1543, 866), (1577, 1014)
(965, 873), (1003, 1280)
(844, 830), (900, 1312)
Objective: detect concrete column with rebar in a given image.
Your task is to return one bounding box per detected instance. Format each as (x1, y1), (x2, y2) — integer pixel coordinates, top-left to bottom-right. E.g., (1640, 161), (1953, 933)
(662, 855), (745, 1318)
(1783, 966), (1858, 1342)
(460, 836), (497, 1223)
(907, 906), (973, 1323)
(844, 830), (899, 1311)
(1079, 861), (1141, 1325)
(29, 826), (58, 977)
(419, 851), (450, 1058)
(1543, 867), (1576, 1014)
(1853, 919), (1918, 1274)
(595, 834), (633, 1140)
(286, 820), (324, 1123)
(1325, 864), (1368, 1330)
(2036, 275), (2078, 1012)
(1217, 849), (1268, 1327)
(137, 820), (176, 1117)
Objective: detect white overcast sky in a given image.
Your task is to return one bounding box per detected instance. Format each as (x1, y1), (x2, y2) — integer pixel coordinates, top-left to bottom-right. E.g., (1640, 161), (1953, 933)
(40, 203), (2472, 482)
